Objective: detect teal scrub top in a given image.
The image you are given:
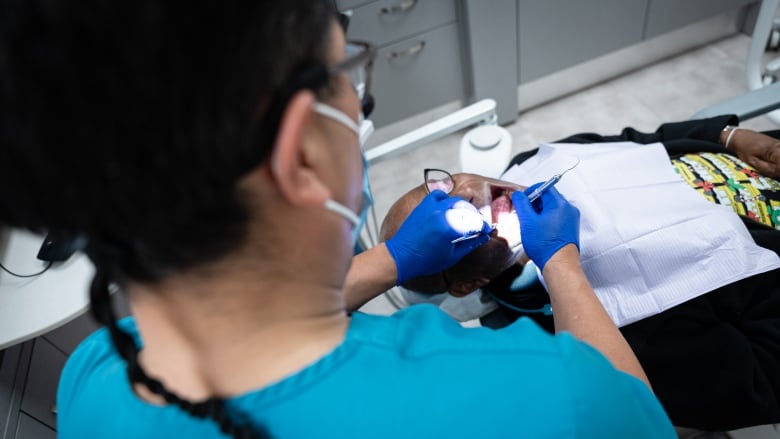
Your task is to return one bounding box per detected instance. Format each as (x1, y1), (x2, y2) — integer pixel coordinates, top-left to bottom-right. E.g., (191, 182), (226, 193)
(57, 305), (676, 438)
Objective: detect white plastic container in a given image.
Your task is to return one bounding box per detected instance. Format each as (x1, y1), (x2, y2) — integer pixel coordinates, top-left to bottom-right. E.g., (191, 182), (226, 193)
(459, 125), (512, 179)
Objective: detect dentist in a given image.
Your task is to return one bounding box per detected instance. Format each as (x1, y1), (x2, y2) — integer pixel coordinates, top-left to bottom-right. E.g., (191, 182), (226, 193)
(0, 1), (674, 438)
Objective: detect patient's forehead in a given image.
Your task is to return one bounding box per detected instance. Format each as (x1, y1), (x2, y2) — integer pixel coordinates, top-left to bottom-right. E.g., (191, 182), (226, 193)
(395, 172), (522, 214)
(451, 173), (522, 189)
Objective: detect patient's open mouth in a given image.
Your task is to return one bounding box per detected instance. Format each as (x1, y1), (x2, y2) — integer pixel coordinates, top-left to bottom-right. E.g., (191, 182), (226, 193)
(490, 186), (522, 248)
(490, 186), (514, 223)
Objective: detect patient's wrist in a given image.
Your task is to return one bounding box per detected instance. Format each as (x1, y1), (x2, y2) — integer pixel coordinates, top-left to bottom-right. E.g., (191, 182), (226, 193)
(721, 125), (740, 150)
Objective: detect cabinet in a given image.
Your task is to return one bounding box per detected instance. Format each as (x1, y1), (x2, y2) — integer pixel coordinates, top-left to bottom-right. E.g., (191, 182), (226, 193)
(516, 0), (646, 83)
(371, 23), (465, 127)
(645, 0), (756, 38)
(510, 0), (757, 117)
(342, 0), (757, 127)
(339, 0), (466, 127)
(516, 0), (757, 82)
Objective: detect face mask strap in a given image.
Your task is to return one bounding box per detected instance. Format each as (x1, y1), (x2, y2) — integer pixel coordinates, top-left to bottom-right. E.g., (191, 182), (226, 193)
(312, 102), (361, 136)
(312, 102), (373, 247)
(324, 199), (361, 227)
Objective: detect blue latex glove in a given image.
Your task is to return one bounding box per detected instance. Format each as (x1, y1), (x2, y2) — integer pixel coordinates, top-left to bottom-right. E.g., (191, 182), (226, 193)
(511, 184), (580, 270)
(386, 190), (493, 284)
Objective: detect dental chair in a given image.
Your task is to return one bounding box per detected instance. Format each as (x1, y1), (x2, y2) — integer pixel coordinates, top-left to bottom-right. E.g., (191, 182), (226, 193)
(361, 0), (780, 251)
(359, 80), (780, 255)
(355, 11), (780, 433)
(357, 0), (780, 314)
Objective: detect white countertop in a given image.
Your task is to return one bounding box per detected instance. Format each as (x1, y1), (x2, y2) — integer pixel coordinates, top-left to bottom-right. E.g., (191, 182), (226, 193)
(0, 228), (93, 350)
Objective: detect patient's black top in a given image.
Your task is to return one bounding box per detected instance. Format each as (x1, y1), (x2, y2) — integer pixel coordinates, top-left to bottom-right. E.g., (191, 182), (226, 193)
(490, 115), (780, 431)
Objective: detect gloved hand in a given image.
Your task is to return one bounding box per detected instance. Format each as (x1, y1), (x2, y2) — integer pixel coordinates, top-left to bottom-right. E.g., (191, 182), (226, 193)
(386, 190), (493, 284)
(512, 184), (580, 270)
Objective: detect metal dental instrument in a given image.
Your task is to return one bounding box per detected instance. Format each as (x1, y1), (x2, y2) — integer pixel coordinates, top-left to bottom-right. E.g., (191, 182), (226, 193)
(526, 158), (580, 204)
(451, 223), (497, 244)
(450, 158), (580, 244)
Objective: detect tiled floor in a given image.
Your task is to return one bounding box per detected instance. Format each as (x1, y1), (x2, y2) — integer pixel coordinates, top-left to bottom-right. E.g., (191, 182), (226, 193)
(359, 32), (780, 438)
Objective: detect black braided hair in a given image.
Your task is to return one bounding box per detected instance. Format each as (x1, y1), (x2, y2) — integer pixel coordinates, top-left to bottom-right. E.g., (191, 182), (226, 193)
(89, 257), (269, 439)
(0, 0), (338, 436)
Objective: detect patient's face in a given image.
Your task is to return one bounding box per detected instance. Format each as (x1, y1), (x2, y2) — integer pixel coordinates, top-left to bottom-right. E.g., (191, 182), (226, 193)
(381, 173), (527, 294)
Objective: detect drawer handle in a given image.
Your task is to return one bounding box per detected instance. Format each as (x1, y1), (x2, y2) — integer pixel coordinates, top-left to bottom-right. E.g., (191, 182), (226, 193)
(388, 41), (426, 60)
(379, 0), (417, 14)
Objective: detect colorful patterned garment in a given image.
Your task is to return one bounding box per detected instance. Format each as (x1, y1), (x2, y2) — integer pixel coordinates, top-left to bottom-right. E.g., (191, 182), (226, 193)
(672, 152), (780, 230)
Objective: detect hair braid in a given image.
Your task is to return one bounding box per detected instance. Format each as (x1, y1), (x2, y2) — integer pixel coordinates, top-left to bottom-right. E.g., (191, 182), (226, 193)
(88, 260), (269, 439)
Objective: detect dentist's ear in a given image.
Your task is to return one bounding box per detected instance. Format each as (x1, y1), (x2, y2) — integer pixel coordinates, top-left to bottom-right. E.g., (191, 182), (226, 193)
(270, 90), (331, 207)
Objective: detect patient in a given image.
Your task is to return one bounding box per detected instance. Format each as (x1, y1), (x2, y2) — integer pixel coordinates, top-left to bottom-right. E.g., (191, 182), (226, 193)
(381, 172), (529, 297)
(512, 114), (780, 234)
(379, 115), (780, 432)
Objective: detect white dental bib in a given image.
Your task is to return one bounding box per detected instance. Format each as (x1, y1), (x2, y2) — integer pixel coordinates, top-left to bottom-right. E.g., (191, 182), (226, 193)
(502, 142), (780, 327)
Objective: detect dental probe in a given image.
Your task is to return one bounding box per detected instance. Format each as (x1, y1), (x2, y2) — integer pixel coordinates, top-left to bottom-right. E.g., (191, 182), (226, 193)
(451, 223), (497, 244)
(526, 158), (581, 204)
(526, 174), (561, 204)
(450, 158), (580, 244)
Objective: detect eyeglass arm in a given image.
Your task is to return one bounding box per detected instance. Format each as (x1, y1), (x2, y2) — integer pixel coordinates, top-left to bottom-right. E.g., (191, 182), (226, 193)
(365, 99), (498, 166)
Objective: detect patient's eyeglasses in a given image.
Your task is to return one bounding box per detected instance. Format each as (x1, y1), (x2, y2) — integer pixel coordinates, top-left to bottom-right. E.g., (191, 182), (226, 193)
(424, 168), (455, 194)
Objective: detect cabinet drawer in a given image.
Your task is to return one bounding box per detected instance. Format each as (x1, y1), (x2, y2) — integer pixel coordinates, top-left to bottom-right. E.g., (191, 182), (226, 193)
(517, 0), (646, 83)
(644, 0), (756, 38)
(344, 0), (457, 47)
(16, 413), (56, 439)
(20, 339), (65, 429)
(370, 22), (465, 126)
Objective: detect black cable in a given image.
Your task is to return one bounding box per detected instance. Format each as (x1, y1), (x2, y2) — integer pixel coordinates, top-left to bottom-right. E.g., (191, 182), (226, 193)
(0, 260), (53, 278)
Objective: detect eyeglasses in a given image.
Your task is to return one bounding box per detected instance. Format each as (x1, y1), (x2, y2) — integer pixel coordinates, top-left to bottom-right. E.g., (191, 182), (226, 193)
(241, 39), (376, 177)
(424, 168), (455, 194)
(331, 40), (375, 110)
